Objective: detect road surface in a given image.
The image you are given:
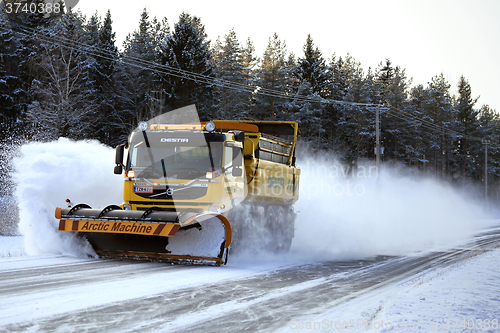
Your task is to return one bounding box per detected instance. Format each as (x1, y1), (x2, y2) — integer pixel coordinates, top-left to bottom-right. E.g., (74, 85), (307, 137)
(1, 225), (499, 333)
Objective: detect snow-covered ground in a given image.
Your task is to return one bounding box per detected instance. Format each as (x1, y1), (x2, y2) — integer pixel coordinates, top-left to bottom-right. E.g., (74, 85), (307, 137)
(286, 249), (500, 332)
(0, 236), (25, 258)
(281, 239), (500, 332)
(1, 230), (500, 332)
(3, 139), (499, 331)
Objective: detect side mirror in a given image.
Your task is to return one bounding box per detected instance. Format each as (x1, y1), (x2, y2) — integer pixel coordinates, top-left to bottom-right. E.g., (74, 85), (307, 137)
(114, 165), (123, 175)
(232, 167), (243, 177)
(233, 147), (243, 167)
(115, 144), (125, 174)
(232, 130), (245, 142)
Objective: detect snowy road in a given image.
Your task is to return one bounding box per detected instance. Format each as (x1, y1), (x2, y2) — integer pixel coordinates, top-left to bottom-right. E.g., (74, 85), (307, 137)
(1, 224), (499, 333)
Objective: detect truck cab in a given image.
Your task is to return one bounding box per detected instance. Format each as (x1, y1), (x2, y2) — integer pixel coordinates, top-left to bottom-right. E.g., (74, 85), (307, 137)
(116, 123), (247, 216)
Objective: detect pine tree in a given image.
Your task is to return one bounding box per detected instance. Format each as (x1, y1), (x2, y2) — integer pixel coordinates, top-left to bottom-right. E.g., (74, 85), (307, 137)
(86, 12), (101, 48)
(241, 37), (259, 87)
(96, 11), (117, 89)
(254, 33), (288, 120)
(424, 73), (455, 176)
(240, 37), (259, 118)
(360, 67), (378, 160)
(408, 84), (432, 169)
(477, 105), (500, 190)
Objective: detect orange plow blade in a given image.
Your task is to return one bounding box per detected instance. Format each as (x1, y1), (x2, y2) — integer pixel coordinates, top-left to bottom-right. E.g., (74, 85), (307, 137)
(56, 206), (232, 266)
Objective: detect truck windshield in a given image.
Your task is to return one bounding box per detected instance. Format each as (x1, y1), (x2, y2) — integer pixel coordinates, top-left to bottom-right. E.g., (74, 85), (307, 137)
(128, 141), (223, 179)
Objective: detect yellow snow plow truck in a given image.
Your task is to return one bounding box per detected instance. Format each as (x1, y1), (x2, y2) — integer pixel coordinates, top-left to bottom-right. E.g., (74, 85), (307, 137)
(55, 115), (300, 265)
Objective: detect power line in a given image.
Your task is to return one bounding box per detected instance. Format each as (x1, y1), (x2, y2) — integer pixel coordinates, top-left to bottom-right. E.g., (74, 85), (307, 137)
(0, 22), (494, 146)
(1, 23), (379, 107)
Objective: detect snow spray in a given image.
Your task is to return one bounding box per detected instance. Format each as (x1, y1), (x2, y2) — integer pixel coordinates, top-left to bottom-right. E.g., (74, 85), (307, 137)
(11, 138), (489, 262)
(289, 150), (489, 261)
(13, 138), (123, 256)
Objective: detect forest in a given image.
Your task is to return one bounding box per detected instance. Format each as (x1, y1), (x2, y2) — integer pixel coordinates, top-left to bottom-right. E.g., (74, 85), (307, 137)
(1, 1), (499, 197)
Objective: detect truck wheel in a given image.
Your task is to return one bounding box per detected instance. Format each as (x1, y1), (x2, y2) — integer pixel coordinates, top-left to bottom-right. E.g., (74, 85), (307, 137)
(227, 205), (245, 253)
(276, 206), (293, 253)
(265, 205), (289, 254)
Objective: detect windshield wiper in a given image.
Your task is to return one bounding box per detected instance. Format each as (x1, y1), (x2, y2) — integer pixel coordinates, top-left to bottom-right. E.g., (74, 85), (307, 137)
(160, 159), (167, 178)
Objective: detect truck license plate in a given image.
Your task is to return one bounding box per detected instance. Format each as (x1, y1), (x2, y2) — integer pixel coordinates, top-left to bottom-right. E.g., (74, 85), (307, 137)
(134, 186), (153, 193)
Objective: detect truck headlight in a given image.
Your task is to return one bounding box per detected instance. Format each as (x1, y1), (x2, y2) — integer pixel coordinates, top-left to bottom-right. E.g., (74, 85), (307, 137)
(138, 121), (148, 131)
(205, 121), (216, 132)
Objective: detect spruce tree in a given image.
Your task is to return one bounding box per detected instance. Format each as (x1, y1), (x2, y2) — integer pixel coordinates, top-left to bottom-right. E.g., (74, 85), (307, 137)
(376, 59), (411, 163)
(324, 54), (349, 151)
(90, 10), (118, 144)
(425, 73), (454, 176)
(212, 29), (251, 119)
(0, 6), (25, 136)
(0, 1), (53, 139)
(453, 76), (480, 180)
(159, 12), (214, 120)
(297, 34), (328, 96)
(337, 56), (371, 164)
(115, 7), (163, 138)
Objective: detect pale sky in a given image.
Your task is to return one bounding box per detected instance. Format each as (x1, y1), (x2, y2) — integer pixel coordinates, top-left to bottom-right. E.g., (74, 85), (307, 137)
(76, 0), (500, 112)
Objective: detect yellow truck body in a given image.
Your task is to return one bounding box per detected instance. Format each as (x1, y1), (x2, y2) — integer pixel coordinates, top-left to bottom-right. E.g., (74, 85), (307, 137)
(56, 119), (300, 265)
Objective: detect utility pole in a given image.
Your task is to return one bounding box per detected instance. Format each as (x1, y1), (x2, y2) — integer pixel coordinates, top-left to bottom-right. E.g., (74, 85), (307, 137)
(484, 140), (490, 205)
(376, 106), (380, 170)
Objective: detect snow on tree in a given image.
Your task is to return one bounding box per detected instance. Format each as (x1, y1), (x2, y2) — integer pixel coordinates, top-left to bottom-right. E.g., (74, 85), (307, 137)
(375, 59), (412, 163)
(297, 34), (328, 97)
(423, 73), (455, 176)
(88, 10), (119, 145)
(407, 84), (433, 168)
(158, 12), (214, 120)
(477, 104), (499, 183)
(26, 11), (98, 140)
(111, 8), (168, 145)
(254, 33), (289, 120)
(212, 29), (252, 119)
(240, 38), (259, 90)
(452, 75), (480, 180)
(0, 5), (25, 135)
(0, 7), (497, 193)
(336, 56), (373, 164)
